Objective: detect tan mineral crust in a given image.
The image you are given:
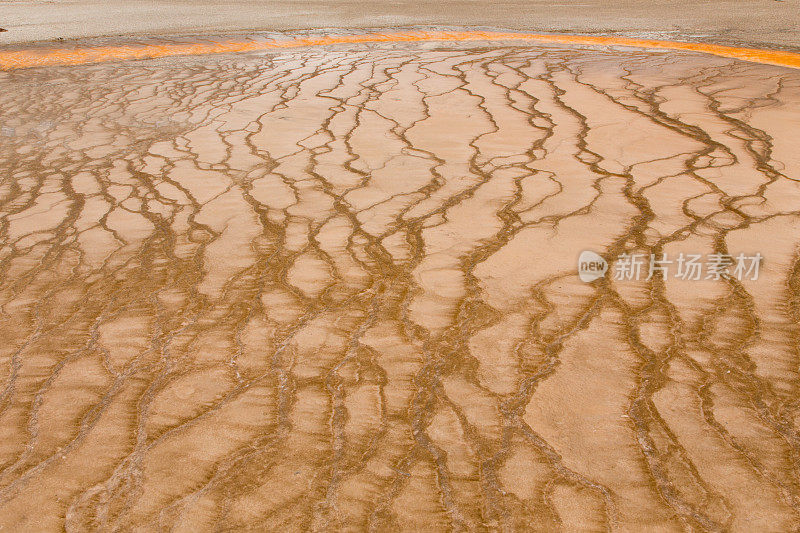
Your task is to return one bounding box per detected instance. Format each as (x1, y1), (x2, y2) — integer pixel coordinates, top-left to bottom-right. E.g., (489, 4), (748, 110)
(1, 0), (800, 48)
(1, 20), (800, 533)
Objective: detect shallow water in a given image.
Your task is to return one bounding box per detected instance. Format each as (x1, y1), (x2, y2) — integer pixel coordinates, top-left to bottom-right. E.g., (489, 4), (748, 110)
(1, 42), (800, 530)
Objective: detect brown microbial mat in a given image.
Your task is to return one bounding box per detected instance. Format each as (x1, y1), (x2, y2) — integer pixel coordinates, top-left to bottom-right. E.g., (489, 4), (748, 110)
(1, 38), (800, 531)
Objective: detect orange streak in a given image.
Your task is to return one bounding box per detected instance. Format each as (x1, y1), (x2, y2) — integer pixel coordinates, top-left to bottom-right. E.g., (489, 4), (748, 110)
(1, 31), (800, 71)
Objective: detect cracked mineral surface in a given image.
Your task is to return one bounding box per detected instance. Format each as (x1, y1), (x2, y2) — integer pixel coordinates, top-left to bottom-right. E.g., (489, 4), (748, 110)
(1, 39), (800, 531)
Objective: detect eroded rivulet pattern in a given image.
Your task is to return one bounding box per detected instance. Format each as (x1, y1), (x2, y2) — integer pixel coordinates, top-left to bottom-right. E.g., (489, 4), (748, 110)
(1, 43), (800, 531)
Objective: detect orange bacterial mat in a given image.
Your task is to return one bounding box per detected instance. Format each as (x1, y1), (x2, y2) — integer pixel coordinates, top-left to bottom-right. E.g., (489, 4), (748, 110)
(1, 30), (799, 71)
